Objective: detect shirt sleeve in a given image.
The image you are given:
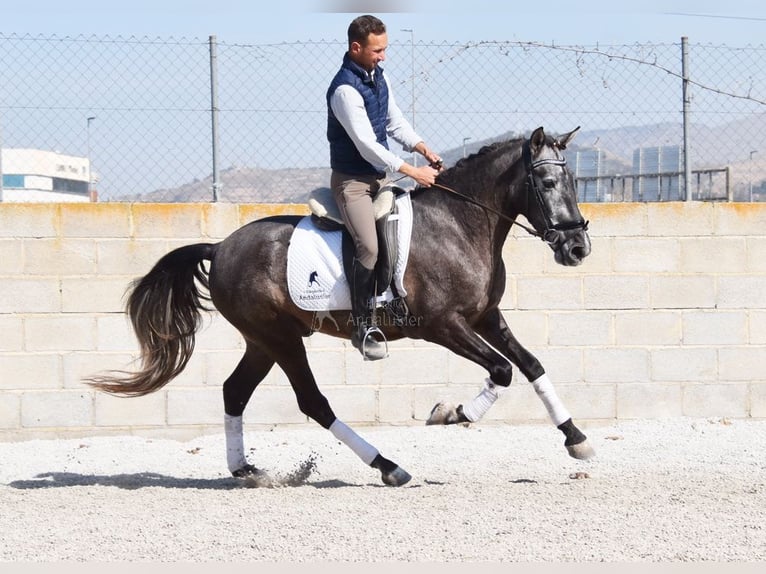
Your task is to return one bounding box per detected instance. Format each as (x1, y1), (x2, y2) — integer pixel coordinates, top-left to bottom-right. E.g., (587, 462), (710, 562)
(384, 75), (423, 152)
(329, 84), (406, 173)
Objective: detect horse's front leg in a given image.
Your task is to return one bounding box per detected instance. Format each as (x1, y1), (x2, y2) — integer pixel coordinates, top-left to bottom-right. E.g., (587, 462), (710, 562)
(474, 308), (595, 460)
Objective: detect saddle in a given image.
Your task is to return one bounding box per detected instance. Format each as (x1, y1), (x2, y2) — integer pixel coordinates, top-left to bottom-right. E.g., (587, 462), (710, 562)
(307, 185), (405, 305)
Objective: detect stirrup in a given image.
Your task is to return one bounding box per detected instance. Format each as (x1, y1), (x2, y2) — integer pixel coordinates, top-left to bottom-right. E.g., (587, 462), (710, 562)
(361, 325), (388, 361)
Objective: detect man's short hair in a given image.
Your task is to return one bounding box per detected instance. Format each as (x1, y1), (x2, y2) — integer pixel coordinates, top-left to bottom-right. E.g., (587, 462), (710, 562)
(348, 15), (386, 47)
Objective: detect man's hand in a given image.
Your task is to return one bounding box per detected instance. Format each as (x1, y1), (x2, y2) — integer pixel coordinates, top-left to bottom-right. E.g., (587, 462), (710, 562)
(413, 141), (442, 171)
(412, 165), (440, 187)
(430, 159), (444, 171)
(399, 162), (440, 187)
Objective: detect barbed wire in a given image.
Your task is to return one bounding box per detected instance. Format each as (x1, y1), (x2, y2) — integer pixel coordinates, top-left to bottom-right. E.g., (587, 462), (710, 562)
(421, 39), (766, 107)
(527, 40), (766, 106)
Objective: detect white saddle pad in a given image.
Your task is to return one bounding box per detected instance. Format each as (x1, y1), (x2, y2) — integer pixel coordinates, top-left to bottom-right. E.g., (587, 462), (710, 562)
(287, 193), (413, 311)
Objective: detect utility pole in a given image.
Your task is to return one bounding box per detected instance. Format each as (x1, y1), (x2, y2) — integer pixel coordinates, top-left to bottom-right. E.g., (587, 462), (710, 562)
(750, 150), (758, 202)
(209, 35), (221, 202)
(401, 28), (416, 167)
(87, 116), (96, 201)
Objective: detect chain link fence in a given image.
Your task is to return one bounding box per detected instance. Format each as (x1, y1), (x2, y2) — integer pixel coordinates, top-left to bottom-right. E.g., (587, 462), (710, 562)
(1, 33), (765, 203)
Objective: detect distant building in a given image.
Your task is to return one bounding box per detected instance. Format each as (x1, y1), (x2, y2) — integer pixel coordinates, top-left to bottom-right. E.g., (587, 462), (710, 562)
(571, 149), (607, 202)
(632, 145), (683, 201)
(1, 148), (95, 203)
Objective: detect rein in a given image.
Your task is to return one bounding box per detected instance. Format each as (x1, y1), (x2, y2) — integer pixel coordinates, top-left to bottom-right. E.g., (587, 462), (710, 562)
(426, 143), (589, 244)
(429, 181), (542, 239)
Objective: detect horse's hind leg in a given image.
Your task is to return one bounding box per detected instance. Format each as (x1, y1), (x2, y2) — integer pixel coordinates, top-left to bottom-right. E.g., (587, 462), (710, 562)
(223, 342), (275, 484)
(423, 315), (515, 426)
(271, 333), (411, 486)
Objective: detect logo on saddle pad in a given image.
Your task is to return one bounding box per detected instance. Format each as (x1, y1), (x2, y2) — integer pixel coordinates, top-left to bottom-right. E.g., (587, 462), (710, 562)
(298, 270), (333, 305)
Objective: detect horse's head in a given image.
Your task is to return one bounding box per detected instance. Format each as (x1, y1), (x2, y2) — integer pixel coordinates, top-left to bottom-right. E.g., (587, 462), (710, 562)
(523, 126), (591, 266)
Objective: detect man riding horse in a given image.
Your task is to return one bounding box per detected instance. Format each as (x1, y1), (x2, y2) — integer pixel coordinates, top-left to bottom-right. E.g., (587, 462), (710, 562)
(85, 17), (594, 487)
(327, 14), (442, 360)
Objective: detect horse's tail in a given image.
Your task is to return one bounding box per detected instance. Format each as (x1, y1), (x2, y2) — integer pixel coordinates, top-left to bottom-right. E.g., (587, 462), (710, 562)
(85, 243), (216, 397)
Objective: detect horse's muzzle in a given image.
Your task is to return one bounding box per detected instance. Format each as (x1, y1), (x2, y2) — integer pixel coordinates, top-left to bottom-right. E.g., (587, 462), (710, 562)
(550, 229), (591, 266)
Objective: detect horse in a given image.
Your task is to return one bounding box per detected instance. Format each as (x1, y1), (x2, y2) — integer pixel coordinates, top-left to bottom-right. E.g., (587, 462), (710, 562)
(86, 126), (594, 487)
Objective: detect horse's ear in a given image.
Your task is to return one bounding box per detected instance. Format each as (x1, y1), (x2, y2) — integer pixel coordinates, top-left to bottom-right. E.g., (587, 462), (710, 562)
(530, 126), (546, 154)
(555, 126), (581, 150)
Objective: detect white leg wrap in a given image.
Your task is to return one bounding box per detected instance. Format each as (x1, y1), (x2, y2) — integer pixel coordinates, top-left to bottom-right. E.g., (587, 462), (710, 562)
(531, 373), (571, 426)
(462, 378), (504, 423)
(330, 419), (379, 465)
(224, 414), (248, 472)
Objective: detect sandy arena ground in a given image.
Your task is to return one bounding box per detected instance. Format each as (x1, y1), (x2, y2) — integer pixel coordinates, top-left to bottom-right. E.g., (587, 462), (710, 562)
(0, 417), (764, 562)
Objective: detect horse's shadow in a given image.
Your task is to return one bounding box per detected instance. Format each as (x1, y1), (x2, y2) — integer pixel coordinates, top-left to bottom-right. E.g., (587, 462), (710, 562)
(7, 471), (242, 490)
(6, 471), (390, 491)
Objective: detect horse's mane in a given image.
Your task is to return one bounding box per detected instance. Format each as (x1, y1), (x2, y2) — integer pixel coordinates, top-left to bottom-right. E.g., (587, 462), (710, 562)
(408, 136), (526, 200)
(428, 137), (524, 189)
(449, 136), (525, 175)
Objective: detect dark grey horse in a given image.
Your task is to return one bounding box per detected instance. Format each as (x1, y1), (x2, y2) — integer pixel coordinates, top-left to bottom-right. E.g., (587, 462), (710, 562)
(87, 126), (594, 487)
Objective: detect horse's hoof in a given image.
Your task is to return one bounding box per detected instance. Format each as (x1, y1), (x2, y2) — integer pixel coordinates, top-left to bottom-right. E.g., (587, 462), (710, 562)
(232, 465), (274, 488)
(371, 454), (411, 486)
(566, 439), (596, 460)
(381, 466), (412, 487)
(426, 402), (460, 425)
(243, 470), (275, 488)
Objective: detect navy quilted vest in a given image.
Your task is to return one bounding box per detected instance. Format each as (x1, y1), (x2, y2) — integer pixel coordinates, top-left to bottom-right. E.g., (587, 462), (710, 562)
(326, 53), (389, 176)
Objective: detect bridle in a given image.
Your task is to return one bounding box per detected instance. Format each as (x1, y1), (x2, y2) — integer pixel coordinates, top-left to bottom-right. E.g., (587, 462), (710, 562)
(428, 141), (589, 246)
(521, 141), (589, 245)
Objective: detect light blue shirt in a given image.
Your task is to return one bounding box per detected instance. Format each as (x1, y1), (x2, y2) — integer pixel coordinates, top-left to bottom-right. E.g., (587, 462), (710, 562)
(329, 72), (423, 174)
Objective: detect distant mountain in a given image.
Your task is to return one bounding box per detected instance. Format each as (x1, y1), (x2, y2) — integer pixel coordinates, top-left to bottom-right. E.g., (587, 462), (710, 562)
(578, 123), (681, 161)
(133, 165), (332, 203)
(576, 118), (766, 198)
(135, 115), (766, 202)
(439, 130), (520, 166)
(579, 116), (766, 168)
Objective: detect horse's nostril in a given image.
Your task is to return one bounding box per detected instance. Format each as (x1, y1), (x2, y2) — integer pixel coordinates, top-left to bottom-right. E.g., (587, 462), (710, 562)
(571, 246), (586, 260)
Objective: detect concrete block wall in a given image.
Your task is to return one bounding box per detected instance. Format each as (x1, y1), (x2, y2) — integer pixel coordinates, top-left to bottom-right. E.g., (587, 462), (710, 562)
(1, 201), (765, 441)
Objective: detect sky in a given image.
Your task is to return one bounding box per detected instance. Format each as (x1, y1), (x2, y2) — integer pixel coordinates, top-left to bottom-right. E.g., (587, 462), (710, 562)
(1, 0), (765, 46)
(2, 0), (764, 200)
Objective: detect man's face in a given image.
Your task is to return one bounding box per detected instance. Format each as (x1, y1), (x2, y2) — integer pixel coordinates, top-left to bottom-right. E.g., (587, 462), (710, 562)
(350, 32), (388, 72)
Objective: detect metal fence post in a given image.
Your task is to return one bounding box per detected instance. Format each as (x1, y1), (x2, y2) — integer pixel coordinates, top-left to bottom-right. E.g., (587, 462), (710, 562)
(681, 36), (692, 201)
(209, 34), (221, 202)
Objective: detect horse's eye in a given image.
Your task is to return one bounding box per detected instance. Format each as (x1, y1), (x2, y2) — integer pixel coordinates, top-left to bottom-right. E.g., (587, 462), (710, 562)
(543, 178), (557, 189)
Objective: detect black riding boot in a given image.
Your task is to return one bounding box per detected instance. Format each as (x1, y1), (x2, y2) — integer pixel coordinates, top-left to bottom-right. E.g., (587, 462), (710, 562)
(349, 259), (388, 361)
